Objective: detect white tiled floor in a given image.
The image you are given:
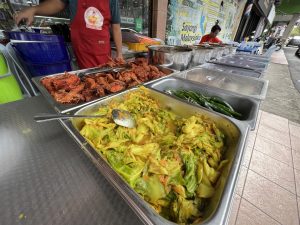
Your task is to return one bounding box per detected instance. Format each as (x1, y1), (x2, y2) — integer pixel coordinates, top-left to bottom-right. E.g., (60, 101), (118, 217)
(228, 110), (300, 225)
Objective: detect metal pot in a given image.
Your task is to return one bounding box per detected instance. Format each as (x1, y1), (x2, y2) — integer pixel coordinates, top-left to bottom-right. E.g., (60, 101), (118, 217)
(148, 45), (193, 71)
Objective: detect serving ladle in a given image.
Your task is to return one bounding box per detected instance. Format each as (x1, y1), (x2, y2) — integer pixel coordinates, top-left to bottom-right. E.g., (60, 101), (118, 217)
(34, 109), (136, 128)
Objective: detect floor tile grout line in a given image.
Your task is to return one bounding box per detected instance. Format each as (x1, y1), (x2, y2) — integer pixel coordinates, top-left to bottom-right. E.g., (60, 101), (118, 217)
(257, 125), (300, 156)
(255, 131), (293, 151)
(249, 164), (300, 194)
(258, 112), (291, 148)
(232, 175), (245, 225)
(230, 194), (241, 225)
(234, 112), (262, 225)
(257, 131), (291, 148)
(253, 147), (293, 168)
(260, 111), (290, 125)
(290, 121), (300, 128)
(232, 153), (253, 225)
(248, 168), (296, 195)
(232, 168), (246, 225)
(288, 119), (300, 222)
(259, 120), (290, 129)
(241, 197), (284, 225)
(235, 111), (294, 224)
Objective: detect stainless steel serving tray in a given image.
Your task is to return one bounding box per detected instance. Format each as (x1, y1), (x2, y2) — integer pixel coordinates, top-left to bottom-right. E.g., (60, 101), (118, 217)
(147, 77), (260, 130)
(200, 62), (264, 78)
(32, 66), (178, 114)
(210, 58), (268, 73)
(226, 55), (269, 64)
(177, 66), (269, 100)
(60, 87), (249, 225)
(235, 52), (269, 60)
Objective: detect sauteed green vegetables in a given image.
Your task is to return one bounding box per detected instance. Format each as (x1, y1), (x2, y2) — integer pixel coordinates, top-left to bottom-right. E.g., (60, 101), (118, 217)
(166, 89), (242, 119)
(79, 88), (228, 224)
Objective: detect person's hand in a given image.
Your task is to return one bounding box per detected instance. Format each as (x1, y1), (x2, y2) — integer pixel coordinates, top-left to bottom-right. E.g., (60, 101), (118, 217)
(14, 7), (37, 26)
(115, 52), (125, 64)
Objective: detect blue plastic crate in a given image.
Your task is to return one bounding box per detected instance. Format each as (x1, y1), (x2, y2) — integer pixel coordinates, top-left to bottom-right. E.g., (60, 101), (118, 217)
(12, 41), (70, 64)
(26, 61), (72, 77)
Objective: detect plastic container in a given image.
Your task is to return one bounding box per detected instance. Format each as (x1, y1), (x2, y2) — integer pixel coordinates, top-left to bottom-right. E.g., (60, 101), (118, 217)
(125, 41), (160, 52)
(6, 31), (64, 42)
(7, 31), (69, 64)
(0, 53), (23, 104)
(7, 32), (71, 77)
(237, 42), (260, 54)
(26, 61), (72, 77)
(189, 47), (213, 68)
(12, 41), (70, 64)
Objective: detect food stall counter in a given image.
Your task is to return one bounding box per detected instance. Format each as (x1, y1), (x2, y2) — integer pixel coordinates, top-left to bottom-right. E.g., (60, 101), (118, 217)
(0, 96), (142, 225)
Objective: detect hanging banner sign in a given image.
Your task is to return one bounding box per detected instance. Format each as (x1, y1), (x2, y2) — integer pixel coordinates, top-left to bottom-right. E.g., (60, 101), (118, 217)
(180, 22), (201, 44)
(166, 0), (203, 45)
(166, 0), (238, 45)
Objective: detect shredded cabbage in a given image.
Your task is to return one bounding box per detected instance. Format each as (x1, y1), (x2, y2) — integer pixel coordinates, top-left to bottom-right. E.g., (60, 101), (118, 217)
(79, 87), (227, 224)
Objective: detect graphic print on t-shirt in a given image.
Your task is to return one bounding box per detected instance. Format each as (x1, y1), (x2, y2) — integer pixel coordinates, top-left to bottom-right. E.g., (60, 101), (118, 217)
(84, 7), (104, 30)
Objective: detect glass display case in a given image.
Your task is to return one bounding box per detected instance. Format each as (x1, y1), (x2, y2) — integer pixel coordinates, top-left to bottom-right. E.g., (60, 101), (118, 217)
(119, 0), (151, 35)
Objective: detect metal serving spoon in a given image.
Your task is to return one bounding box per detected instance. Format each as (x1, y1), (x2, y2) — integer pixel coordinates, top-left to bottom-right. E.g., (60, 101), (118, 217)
(34, 109), (136, 128)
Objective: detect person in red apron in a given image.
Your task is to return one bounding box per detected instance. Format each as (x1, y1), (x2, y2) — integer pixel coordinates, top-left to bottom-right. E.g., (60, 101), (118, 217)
(15, 0), (123, 69)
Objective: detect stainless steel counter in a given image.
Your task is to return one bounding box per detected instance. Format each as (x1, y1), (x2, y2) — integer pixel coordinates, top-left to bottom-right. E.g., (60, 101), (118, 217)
(0, 96), (142, 225)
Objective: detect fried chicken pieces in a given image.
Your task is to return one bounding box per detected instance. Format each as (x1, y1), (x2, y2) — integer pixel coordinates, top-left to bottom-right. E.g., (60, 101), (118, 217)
(41, 58), (168, 104)
(98, 56), (126, 68)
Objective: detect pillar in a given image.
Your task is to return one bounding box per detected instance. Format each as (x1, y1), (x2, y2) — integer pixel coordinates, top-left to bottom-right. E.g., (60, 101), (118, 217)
(231, 0), (248, 40)
(152, 0), (168, 40)
(281, 14), (300, 40)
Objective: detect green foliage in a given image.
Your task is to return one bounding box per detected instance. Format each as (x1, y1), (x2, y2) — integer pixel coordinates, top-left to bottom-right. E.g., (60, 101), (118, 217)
(290, 26), (300, 37)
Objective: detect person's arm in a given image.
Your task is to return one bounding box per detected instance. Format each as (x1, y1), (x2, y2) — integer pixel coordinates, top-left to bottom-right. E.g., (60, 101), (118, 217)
(112, 24), (123, 60)
(15, 0), (66, 26)
(200, 35), (207, 44)
(216, 37), (222, 44)
(110, 0), (123, 60)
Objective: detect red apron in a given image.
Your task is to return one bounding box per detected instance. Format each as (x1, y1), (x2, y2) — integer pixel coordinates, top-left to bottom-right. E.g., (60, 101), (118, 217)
(70, 0), (111, 69)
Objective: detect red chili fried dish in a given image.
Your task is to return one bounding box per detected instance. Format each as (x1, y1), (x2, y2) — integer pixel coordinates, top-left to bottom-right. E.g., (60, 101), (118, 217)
(41, 58), (168, 104)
